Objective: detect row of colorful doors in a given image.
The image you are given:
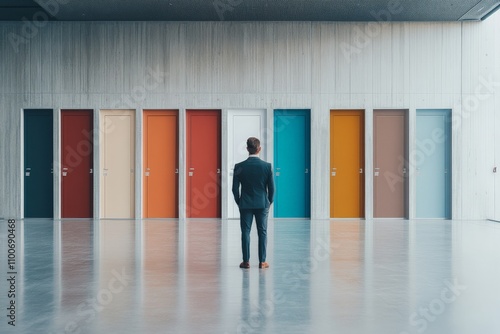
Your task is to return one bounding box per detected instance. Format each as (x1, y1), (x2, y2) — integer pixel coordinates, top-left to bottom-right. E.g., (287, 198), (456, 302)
(23, 108), (450, 219)
(330, 109), (451, 219)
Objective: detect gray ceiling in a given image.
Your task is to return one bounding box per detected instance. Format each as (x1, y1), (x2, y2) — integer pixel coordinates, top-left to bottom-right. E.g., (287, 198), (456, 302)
(1, 0), (499, 22)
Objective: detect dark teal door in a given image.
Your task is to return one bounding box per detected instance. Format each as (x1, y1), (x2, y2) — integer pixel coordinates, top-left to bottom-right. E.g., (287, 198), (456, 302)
(416, 109), (451, 218)
(24, 109), (53, 218)
(274, 109), (311, 218)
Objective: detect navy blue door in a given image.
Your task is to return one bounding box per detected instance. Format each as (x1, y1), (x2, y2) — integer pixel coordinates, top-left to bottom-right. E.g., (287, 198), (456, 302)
(24, 109), (53, 218)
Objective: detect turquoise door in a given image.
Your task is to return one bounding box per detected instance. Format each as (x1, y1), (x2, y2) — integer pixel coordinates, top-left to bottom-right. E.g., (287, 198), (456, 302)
(274, 109), (311, 218)
(416, 109), (451, 218)
(24, 109), (54, 218)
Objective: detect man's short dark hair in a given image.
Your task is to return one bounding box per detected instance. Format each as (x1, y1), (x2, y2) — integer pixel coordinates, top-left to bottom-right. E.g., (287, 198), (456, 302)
(247, 137), (260, 154)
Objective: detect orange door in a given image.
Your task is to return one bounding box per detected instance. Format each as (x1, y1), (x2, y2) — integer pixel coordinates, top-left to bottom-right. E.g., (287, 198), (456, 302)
(186, 110), (221, 218)
(330, 110), (365, 218)
(143, 110), (178, 218)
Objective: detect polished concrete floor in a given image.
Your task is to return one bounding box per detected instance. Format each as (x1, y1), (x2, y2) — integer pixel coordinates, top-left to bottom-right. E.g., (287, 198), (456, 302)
(1, 218), (500, 334)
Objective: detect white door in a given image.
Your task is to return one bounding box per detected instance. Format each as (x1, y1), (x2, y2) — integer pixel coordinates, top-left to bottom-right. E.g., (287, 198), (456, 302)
(227, 109), (267, 218)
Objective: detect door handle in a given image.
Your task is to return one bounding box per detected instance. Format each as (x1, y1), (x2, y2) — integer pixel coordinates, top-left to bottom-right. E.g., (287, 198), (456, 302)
(62, 167), (68, 177)
(103, 168), (108, 176)
(217, 169), (221, 174)
(359, 168), (363, 174)
(374, 168), (379, 176)
(175, 168), (179, 174)
(276, 168), (280, 177)
(189, 168), (194, 177)
(145, 167), (150, 177)
(331, 168), (336, 176)
(25, 167), (31, 177)
(305, 168), (309, 174)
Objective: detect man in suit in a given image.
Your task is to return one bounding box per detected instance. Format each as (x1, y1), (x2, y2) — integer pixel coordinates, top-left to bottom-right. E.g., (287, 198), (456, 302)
(232, 137), (275, 269)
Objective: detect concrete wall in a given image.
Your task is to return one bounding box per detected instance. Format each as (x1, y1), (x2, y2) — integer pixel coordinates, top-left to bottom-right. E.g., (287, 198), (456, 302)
(1, 17), (499, 220)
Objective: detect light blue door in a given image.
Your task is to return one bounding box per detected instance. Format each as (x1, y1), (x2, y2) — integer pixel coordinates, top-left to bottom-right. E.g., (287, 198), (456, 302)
(274, 109), (310, 218)
(416, 109), (451, 218)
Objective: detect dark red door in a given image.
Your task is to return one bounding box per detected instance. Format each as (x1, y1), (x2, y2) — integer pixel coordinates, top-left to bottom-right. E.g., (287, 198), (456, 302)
(186, 110), (221, 218)
(61, 110), (93, 218)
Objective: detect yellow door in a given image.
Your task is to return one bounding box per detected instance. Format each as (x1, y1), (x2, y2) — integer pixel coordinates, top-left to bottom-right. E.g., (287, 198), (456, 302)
(100, 109), (135, 218)
(330, 110), (364, 218)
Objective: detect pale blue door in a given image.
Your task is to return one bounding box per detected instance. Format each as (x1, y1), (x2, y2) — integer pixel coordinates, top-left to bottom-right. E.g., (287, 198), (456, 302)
(274, 109), (311, 218)
(416, 109), (451, 218)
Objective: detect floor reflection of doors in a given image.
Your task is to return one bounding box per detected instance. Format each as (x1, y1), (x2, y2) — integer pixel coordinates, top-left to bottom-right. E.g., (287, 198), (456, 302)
(373, 109), (408, 218)
(61, 110), (93, 218)
(227, 109), (266, 218)
(23, 222), (54, 328)
(98, 220), (136, 331)
(60, 221), (93, 328)
(24, 109), (53, 218)
(330, 110), (365, 218)
(186, 110), (221, 218)
(100, 109), (135, 219)
(186, 222), (220, 333)
(143, 221), (178, 330)
(143, 110), (178, 218)
(330, 221), (364, 329)
(416, 109), (451, 218)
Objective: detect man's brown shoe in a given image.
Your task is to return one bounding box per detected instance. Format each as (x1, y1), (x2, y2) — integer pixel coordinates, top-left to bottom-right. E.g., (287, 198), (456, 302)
(259, 262), (269, 269)
(239, 262), (250, 268)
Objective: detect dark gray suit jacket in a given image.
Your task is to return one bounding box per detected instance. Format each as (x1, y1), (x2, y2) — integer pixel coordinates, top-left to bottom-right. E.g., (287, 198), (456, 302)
(232, 157), (275, 209)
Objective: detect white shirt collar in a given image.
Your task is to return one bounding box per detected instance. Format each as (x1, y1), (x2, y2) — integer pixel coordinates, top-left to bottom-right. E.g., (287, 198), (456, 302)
(249, 154), (260, 158)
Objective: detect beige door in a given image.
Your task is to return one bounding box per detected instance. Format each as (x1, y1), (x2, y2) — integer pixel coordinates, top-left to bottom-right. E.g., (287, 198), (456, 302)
(100, 109), (135, 218)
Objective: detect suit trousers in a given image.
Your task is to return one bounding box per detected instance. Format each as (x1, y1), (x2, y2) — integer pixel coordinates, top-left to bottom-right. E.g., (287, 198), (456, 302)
(239, 208), (269, 263)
